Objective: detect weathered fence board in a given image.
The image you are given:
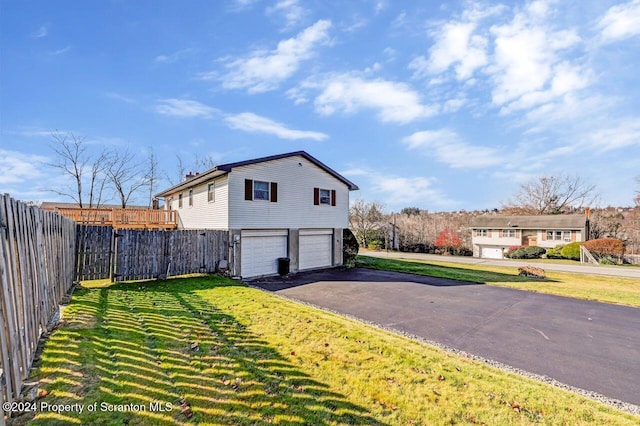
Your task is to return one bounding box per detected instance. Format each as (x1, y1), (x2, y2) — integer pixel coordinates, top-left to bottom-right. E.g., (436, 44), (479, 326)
(113, 229), (228, 281)
(75, 225), (114, 281)
(0, 194), (76, 416)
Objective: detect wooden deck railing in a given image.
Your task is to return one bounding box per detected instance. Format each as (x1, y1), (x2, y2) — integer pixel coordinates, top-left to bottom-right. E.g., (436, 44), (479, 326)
(44, 207), (178, 229)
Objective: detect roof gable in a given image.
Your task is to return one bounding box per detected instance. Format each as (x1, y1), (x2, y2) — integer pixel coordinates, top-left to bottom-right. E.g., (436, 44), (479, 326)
(155, 151), (358, 197)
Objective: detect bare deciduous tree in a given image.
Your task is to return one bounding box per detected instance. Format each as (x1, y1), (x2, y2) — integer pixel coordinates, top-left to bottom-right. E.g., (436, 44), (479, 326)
(49, 131), (111, 207)
(349, 200), (385, 247)
(502, 174), (598, 215)
(194, 154), (217, 172)
(87, 150), (111, 208)
(145, 150), (159, 208)
(106, 149), (148, 208)
(48, 131), (88, 207)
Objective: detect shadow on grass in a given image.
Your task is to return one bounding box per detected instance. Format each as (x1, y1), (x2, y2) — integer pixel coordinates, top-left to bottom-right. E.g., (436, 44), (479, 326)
(21, 277), (385, 425)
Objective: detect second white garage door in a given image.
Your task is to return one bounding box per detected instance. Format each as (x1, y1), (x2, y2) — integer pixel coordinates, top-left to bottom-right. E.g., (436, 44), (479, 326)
(299, 229), (333, 271)
(241, 230), (288, 278)
(481, 246), (504, 259)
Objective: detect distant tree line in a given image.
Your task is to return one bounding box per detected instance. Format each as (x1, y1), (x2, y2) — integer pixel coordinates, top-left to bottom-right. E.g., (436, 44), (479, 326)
(349, 174), (640, 256)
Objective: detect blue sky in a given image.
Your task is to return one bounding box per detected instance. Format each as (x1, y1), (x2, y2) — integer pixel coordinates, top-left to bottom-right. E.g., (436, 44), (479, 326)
(1, 0), (639, 212)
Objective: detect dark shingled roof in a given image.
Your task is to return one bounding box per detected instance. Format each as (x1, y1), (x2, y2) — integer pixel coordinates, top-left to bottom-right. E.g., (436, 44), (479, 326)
(470, 214), (587, 229)
(155, 151), (358, 198)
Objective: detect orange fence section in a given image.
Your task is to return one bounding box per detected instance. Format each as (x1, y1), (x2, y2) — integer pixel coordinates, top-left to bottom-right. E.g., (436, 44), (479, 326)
(44, 207), (177, 229)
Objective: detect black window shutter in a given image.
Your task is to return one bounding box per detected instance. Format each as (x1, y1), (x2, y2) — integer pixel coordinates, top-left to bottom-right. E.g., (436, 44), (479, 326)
(270, 182), (278, 202)
(245, 179), (253, 200)
(313, 187), (320, 205)
(331, 189), (336, 206)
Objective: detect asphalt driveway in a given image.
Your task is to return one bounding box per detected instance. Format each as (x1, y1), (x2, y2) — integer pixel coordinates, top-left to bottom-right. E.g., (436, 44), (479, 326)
(252, 268), (640, 406)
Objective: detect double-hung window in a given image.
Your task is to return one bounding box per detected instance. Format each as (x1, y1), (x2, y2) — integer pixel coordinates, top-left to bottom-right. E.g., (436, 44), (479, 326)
(502, 229), (516, 238)
(547, 230), (571, 241)
(314, 187), (336, 206)
(208, 183), (215, 202)
(253, 181), (270, 200)
(244, 179), (278, 202)
(319, 189), (331, 205)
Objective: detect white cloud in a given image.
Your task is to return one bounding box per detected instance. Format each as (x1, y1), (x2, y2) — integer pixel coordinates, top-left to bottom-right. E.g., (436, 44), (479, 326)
(488, 2), (583, 108)
(266, 0), (307, 30)
(411, 3), (504, 82)
(156, 99), (218, 118)
(597, 0), (640, 43)
(411, 22), (488, 81)
(211, 20), (331, 93)
(106, 92), (137, 104)
(155, 48), (196, 64)
(0, 149), (48, 185)
(32, 25), (48, 38)
(342, 167), (456, 207)
(373, 175), (449, 206)
(585, 119), (640, 151)
(299, 74), (437, 124)
(403, 129), (501, 168)
(224, 112), (328, 141)
(499, 61), (591, 114)
(49, 45), (72, 56)
(230, 0), (260, 11)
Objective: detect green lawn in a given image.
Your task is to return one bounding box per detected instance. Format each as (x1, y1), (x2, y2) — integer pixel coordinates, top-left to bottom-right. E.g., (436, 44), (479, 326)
(357, 255), (640, 308)
(15, 275), (638, 425)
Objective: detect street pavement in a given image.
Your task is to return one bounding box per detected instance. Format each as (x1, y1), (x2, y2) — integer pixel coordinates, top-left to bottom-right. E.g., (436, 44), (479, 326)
(253, 267), (640, 406)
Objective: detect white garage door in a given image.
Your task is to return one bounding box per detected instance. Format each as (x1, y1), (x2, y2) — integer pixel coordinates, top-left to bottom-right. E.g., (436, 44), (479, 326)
(299, 229), (333, 271)
(241, 230), (288, 278)
(481, 246), (503, 259)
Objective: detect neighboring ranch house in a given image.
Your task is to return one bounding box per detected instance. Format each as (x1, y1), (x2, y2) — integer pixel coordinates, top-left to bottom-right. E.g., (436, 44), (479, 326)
(470, 214), (590, 259)
(155, 151), (358, 279)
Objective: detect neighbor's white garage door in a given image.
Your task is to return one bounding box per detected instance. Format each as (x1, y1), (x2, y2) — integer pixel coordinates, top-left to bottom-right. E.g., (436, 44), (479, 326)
(299, 229), (333, 271)
(241, 230), (288, 278)
(481, 246), (503, 259)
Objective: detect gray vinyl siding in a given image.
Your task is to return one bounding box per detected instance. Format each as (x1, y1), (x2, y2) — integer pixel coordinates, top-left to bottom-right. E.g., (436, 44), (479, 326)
(167, 175), (229, 229)
(228, 156), (350, 229)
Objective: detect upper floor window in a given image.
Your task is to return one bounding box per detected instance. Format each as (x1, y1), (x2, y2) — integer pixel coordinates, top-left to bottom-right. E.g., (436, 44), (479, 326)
(547, 230), (571, 241)
(254, 181), (270, 200)
(244, 179), (278, 202)
(475, 229), (488, 237)
(314, 187), (336, 206)
(502, 229), (516, 238)
(189, 189), (193, 207)
(208, 183), (215, 202)
(178, 193), (183, 208)
(320, 189), (331, 205)
(168, 197), (173, 210)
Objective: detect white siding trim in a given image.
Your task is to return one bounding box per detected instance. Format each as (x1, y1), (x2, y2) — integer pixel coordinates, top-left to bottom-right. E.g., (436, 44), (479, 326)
(300, 228), (333, 236)
(242, 229), (288, 237)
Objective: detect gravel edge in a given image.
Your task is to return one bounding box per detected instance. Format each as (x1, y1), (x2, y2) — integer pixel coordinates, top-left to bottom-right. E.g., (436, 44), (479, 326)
(248, 284), (640, 417)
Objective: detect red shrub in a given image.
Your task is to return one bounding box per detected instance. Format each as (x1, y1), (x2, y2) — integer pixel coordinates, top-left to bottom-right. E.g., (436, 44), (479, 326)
(435, 227), (462, 250)
(583, 238), (625, 256)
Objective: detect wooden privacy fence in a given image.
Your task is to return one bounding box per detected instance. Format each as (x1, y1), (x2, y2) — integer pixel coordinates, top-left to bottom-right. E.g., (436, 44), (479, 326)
(75, 225), (115, 281)
(0, 194), (76, 412)
(75, 226), (229, 282)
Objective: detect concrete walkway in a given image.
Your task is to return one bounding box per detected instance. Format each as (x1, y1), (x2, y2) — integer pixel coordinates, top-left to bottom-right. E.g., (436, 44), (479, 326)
(360, 249), (640, 279)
